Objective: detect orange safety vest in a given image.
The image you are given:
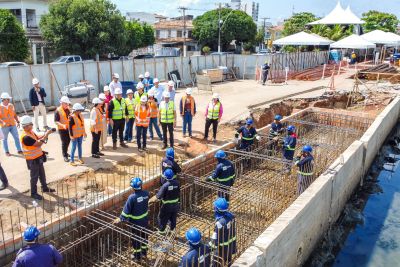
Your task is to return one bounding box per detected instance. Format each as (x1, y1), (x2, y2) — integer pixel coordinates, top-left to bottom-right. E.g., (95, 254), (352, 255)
(91, 107), (104, 133)
(0, 104), (16, 127)
(148, 100), (158, 118)
(181, 95), (195, 116)
(134, 104), (150, 127)
(56, 106), (70, 130)
(71, 113), (85, 138)
(20, 131), (43, 160)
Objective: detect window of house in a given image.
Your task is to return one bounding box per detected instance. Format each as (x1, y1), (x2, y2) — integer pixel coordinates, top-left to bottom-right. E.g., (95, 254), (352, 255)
(188, 31), (193, 38)
(168, 30), (171, 38)
(177, 30), (182, 37)
(156, 30), (160, 38)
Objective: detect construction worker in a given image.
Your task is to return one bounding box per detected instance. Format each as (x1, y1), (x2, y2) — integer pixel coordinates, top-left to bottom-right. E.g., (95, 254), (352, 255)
(269, 115), (284, 139)
(103, 86), (113, 136)
(109, 73), (122, 97)
(29, 78), (49, 132)
(210, 198), (236, 266)
(160, 147), (181, 185)
(282, 125), (297, 172)
(261, 62), (270, 85)
(143, 72), (153, 92)
(295, 145), (314, 195)
(0, 92), (22, 156)
(98, 93), (108, 149)
(138, 74), (145, 84)
(118, 177), (149, 261)
(206, 150), (235, 202)
(179, 88), (196, 138)
(108, 88), (129, 150)
(204, 93), (223, 143)
(150, 78), (164, 104)
(159, 91), (176, 149)
(235, 118), (259, 151)
(20, 115), (55, 200)
(69, 103), (86, 166)
(54, 96), (71, 162)
(124, 89), (135, 143)
(351, 51), (357, 64)
(166, 80), (176, 102)
(90, 98), (104, 158)
(12, 225), (63, 267)
(135, 95), (150, 152)
(179, 228), (212, 267)
(147, 90), (163, 141)
(134, 83), (148, 105)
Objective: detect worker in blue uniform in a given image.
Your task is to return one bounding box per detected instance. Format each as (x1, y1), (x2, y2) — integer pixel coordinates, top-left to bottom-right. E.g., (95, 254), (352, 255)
(210, 198), (236, 266)
(282, 125), (297, 172)
(178, 228), (212, 267)
(118, 177), (149, 261)
(295, 145), (314, 195)
(206, 150), (235, 202)
(12, 225), (63, 267)
(160, 147), (181, 185)
(235, 118), (259, 151)
(268, 115), (284, 154)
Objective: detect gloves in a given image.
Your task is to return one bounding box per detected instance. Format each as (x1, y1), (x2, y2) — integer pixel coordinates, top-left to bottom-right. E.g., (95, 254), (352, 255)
(256, 135), (261, 141)
(206, 176), (214, 182)
(295, 156), (301, 161)
(234, 133), (239, 138)
(234, 137), (239, 144)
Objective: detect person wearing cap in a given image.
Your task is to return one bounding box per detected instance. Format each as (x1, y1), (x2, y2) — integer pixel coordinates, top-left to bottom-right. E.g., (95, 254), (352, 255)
(160, 147), (181, 185)
(108, 88), (129, 150)
(134, 83), (147, 105)
(204, 93), (223, 143)
(98, 93), (108, 149)
(12, 225), (63, 267)
(179, 228), (211, 267)
(235, 118), (259, 151)
(143, 71), (153, 92)
(124, 89), (135, 143)
(158, 91), (176, 149)
(54, 96), (71, 162)
(179, 88), (196, 138)
(150, 78), (164, 104)
(147, 90), (163, 141)
(109, 73), (122, 97)
(29, 78), (49, 132)
(90, 98), (105, 158)
(165, 80), (176, 102)
(295, 145), (314, 195)
(103, 86), (113, 136)
(262, 61), (270, 85)
(20, 115), (55, 200)
(138, 74), (145, 84)
(135, 95), (150, 152)
(0, 92), (22, 156)
(69, 103), (86, 166)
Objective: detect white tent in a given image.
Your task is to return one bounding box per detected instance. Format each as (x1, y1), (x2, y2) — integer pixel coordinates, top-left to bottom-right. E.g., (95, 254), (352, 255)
(330, 34), (376, 49)
(308, 2), (365, 25)
(273, 31), (333, 46)
(361, 30), (400, 46)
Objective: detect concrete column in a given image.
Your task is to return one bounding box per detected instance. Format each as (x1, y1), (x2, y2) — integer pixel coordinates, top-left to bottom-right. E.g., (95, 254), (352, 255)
(32, 43), (37, 65)
(40, 46), (44, 64)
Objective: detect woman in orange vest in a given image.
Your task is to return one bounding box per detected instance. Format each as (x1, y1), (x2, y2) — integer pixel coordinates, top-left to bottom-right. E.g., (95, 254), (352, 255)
(135, 95), (150, 152)
(90, 98), (104, 158)
(0, 92), (22, 156)
(69, 103), (86, 166)
(54, 96), (71, 162)
(147, 90), (163, 141)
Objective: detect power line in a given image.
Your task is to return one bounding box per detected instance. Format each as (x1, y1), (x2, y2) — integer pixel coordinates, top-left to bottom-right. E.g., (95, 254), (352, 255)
(178, 6), (188, 57)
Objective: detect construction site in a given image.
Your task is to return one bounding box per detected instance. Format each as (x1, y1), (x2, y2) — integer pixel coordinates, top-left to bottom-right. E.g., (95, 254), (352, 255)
(1, 52), (400, 266)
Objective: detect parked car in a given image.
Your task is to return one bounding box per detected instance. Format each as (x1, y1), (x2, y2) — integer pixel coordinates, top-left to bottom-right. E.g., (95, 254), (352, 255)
(134, 54), (154, 59)
(51, 55), (83, 64)
(0, 62), (28, 67)
(62, 82), (96, 108)
(119, 56), (133, 61)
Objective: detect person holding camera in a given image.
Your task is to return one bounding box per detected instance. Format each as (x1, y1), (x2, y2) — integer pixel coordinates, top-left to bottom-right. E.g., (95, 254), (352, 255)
(20, 115), (55, 200)
(69, 103), (86, 166)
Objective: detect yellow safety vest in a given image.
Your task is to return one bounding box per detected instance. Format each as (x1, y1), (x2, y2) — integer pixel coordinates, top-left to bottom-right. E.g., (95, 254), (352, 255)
(207, 102), (221, 120)
(125, 97), (135, 119)
(112, 98), (126, 120)
(160, 101), (175, 123)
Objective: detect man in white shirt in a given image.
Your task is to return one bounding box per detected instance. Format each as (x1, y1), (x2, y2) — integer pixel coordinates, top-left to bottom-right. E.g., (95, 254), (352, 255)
(109, 73), (122, 97)
(166, 80), (176, 102)
(150, 78), (164, 104)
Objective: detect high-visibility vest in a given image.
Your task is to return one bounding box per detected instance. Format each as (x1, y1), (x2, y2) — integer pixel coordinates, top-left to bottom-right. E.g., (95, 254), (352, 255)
(20, 131), (43, 160)
(125, 97), (135, 119)
(0, 104), (16, 127)
(134, 92), (148, 105)
(135, 104), (150, 127)
(71, 113), (85, 138)
(148, 100), (158, 118)
(90, 107), (104, 133)
(111, 98), (126, 120)
(207, 101), (220, 120)
(160, 101), (175, 123)
(56, 106), (69, 130)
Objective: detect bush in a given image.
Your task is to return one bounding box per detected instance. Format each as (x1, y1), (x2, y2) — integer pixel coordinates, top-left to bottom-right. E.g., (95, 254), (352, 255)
(202, 46), (211, 54)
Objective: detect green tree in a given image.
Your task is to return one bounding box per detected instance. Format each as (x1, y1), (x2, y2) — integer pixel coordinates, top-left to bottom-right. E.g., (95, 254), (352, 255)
(282, 12), (318, 36)
(255, 28), (265, 46)
(362, 11), (399, 33)
(40, 0), (126, 58)
(0, 9), (29, 61)
(142, 23), (155, 47)
(193, 8), (257, 50)
(119, 20), (144, 55)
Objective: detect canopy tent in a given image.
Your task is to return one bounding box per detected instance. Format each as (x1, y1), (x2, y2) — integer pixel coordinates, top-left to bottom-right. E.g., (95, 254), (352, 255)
(308, 2), (365, 25)
(273, 31), (333, 46)
(330, 34), (376, 49)
(361, 30), (400, 46)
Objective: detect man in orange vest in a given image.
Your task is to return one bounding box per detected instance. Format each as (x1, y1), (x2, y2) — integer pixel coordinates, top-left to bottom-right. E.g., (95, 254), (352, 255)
(20, 115), (55, 200)
(179, 88), (196, 138)
(68, 103), (86, 166)
(54, 96), (71, 162)
(90, 98), (104, 158)
(135, 95), (150, 152)
(0, 92), (22, 156)
(147, 90), (163, 141)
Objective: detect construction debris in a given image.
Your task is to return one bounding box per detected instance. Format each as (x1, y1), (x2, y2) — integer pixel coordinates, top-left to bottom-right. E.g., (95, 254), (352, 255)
(353, 63), (400, 82)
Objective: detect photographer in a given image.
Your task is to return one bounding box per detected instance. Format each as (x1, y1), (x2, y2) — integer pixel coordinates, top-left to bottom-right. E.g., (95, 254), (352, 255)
(20, 115), (55, 200)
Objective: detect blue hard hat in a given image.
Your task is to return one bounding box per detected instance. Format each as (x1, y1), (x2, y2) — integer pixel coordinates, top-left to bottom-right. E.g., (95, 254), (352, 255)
(302, 145), (313, 153)
(130, 177), (142, 190)
(213, 197), (229, 212)
(287, 125), (296, 132)
(166, 147), (174, 159)
(246, 118), (253, 125)
(274, 115), (282, 120)
(185, 227), (202, 245)
(214, 150), (226, 159)
(164, 169), (175, 180)
(23, 226), (40, 242)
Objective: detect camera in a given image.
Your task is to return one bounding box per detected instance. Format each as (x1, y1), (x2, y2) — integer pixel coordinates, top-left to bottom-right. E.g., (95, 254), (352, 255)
(51, 128), (56, 132)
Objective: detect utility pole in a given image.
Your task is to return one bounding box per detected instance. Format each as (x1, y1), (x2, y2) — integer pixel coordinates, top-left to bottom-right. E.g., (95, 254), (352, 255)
(260, 17), (270, 50)
(218, 2), (222, 53)
(178, 7), (188, 57)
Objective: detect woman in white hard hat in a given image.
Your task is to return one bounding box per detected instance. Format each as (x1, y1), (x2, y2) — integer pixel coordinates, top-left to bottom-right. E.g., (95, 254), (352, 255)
(54, 96), (71, 162)
(98, 93), (108, 149)
(147, 90), (163, 141)
(69, 103), (86, 166)
(0, 92), (22, 156)
(204, 93), (223, 143)
(90, 98), (104, 158)
(109, 73), (122, 97)
(135, 95), (150, 152)
(103, 86), (113, 136)
(124, 89), (135, 142)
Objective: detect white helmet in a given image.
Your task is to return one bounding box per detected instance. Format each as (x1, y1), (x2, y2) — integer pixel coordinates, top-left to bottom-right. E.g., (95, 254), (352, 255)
(138, 74), (144, 79)
(140, 95), (148, 102)
(1, 92), (11, 99)
(163, 91), (171, 98)
(114, 88), (122, 95)
(20, 115), (33, 126)
(168, 80), (174, 87)
(153, 78), (159, 83)
(113, 73), (120, 79)
(136, 83), (144, 89)
(92, 97), (102, 104)
(103, 85), (110, 92)
(98, 93), (106, 100)
(72, 103), (85, 111)
(185, 88), (192, 95)
(126, 89), (134, 95)
(212, 93), (219, 99)
(148, 90), (155, 97)
(144, 72), (150, 78)
(59, 96), (71, 104)
(32, 78), (39, 85)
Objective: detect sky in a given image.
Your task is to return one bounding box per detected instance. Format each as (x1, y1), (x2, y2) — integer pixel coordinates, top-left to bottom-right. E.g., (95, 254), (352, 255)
(111, 0), (400, 24)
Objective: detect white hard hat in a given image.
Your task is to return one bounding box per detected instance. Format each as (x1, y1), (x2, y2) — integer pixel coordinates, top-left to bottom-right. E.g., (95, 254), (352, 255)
(163, 91), (171, 98)
(140, 95), (148, 102)
(72, 103), (84, 111)
(138, 74), (144, 79)
(59, 96), (71, 104)
(136, 82), (144, 89)
(148, 90), (155, 97)
(126, 89), (134, 94)
(144, 72), (150, 78)
(0, 92), (11, 99)
(92, 97), (102, 104)
(153, 78), (159, 83)
(98, 93), (106, 100)
(32, 78), (39, 85)
(212, 93), (219, 99)
(185, 88), (192, 95)
(21, 115), (33, 126)
(168, 80), (174, 86)
(114, 88), (122, 95)
(113, 73), (120, 79)
(103, 85), (110, 92)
